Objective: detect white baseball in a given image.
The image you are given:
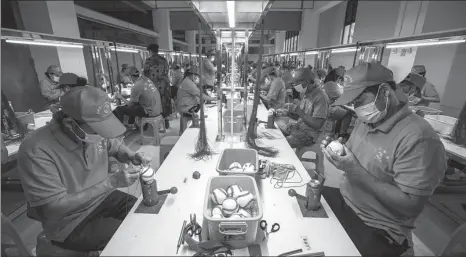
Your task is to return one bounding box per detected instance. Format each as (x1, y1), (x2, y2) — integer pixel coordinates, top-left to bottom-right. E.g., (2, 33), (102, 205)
(222, 198), (239, 217)
(236, 191), (255, 208)
(229, 162), (242, 169)
(226, 185), (243, 198)
(242, 163), (255, 172)
(211, 188), (228, 205)
(211, 205), (223, 216)
(327, 141), (346, 156)
(229, 213), (243, 220)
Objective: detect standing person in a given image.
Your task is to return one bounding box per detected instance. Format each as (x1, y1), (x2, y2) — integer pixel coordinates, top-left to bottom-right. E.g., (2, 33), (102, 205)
(410, 65), (440, 106)
(321, 63), (446, 256)
(259, 67), (286, 110)
(113, 67), (162, 128)
(276, 68), (329, 149)
(17, 86), (152, 252)
(144, 44), (172, 129)
(40, 65), (63, 109)
(202, 49), (217, 92)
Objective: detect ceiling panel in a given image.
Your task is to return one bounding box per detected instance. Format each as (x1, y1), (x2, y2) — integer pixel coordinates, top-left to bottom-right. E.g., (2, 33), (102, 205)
(270, 1), (303, 9)
(236, 1), (268, 12)
(197, 1), (226, 12)
(205, 13), (228, 23)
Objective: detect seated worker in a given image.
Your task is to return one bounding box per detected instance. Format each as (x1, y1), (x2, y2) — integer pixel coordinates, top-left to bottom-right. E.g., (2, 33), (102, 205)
(171, 64), (183, 100)
(113, 66), (162, 129)
(322, 81), (353, 137)
(259, 67), (286, 110)
(177, 66), (216, 120)
(118, 64), (132, 87)
(17, 86), (152, 252)
(40, 65), (64, 110)
(409, 65), (440, 106)
(399, 72), (427, 107)
(50, 73), (88, 113)
(276, 68), (329, 149)
(321, 62), (446, 257)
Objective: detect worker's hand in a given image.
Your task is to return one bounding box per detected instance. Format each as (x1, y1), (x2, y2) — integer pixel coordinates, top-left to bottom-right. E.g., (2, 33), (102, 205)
(131, 152), (152, 166)
(294, 106), (306, 117)
(114, 92), (123, 100)
(321, 140), (361, 173)
(108, 165), (140, 188)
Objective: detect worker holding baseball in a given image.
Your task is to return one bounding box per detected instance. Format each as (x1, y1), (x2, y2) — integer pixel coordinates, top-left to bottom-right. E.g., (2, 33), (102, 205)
(320, 62), (446, 257)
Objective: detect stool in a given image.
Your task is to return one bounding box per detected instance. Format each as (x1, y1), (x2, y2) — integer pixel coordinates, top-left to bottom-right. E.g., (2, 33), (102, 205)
(296, 143), (324, 178)
(140, 115), (165, 145)
(1, 214), (33, 257)
(36, 232), (99, 257)
(160, 136), (180, 164)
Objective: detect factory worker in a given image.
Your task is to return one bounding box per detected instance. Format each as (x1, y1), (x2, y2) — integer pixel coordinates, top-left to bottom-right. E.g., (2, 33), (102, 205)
(276, 68), (329, 149)
(144, 43), (172, 129)
(177, 66), (216, 118)
(171, 64), (183, 100)
(202, 49), (217, 92)
(97, 73), (110, 93)
(40, 65), (64, 109)
(408, 65), (440, 106)
(321, 63), (446, 257)
(17, 86), (152, 252)
(259, 67), (286, 110)
(399, 72), (427, 107)
(113, 66), (162, 129)
(321, 81), (352, 137)
(118, 64), (132, 87)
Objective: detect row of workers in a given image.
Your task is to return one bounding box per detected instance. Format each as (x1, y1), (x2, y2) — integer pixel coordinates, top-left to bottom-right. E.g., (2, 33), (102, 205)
(252, 60), (446, 256)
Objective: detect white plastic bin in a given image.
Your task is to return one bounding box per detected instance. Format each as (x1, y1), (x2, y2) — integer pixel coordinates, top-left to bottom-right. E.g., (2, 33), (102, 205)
(216, 148), (259, 176)
(424, 115), (458, 136)
(223, 110), (244, 134)
(203, 176), (263, 249)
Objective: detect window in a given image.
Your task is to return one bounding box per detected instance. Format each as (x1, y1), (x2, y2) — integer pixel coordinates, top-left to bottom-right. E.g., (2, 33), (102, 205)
(284, 31), (299, 52)
(341, 0), (358, 44)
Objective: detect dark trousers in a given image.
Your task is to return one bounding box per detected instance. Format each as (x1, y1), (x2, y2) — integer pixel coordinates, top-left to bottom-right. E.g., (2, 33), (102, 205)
(52, 190), (137, 252)
(113, 104), (148, 125)
(322, 187), (410, 257)
(182, 104), (201, 117)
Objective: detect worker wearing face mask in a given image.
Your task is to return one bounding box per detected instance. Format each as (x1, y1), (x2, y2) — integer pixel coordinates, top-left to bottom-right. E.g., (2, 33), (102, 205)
(17, 86), (152, 252)
(259, 67), (286, 110)
(276, 68), (330, 149)
(113, 66), (162, 130)
(202, 49), (217, 93)
(49, 73), (88, 114)
(321, 63), (446, 257)
(399, 72), (427, 107)
(40, 65), (64, 109)
(410, 65), (440, 106)
(322, 81), (353, 137)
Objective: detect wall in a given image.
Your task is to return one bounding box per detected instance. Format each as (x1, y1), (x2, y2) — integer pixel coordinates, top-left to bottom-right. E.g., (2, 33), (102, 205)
(421, 1), (466, 33)
(299, 9), (320, 50)
(329, 52), (355, 70)
(441, 44), (466, 117)
(352, 1), (401, 42)
(317, 2), (346, 48)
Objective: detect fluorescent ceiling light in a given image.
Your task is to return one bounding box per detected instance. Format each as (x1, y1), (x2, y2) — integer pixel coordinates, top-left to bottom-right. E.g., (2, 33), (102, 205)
(305, 51), (318, 55)
(289, 53), (299, 56)
(386, 39), (465, 49)
(331, 48), (357, 53)
(6, 39), (83, 48)
(227, 1), (235, 28)
(111, 48), (139, 53)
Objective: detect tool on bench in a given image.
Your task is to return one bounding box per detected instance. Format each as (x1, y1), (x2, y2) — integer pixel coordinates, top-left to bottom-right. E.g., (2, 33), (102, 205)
(177, 220), (187, 254)
(186, 214), (202, 241)
(288, 171), (325, 211)
(259, 220), (280, 240)
(278, 249), (325, 257)
(140, 165), (178, 207)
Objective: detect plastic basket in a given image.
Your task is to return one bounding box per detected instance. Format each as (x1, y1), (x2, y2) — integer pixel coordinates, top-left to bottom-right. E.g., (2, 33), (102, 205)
(203, 176), (263, 249)
(424, 115), (458, 136)
(216, 148), (259, 176)
(223, 110), (244, 134)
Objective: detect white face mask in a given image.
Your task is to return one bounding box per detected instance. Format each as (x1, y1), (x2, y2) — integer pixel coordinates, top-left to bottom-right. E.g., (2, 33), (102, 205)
(64, 118), (103, 144)
(265, 77), (271, 85)
(51, 75), (60, 82)
(294, 83), (306, 94)
(354, 86), (388, 124)
(193, 75), (200, 84)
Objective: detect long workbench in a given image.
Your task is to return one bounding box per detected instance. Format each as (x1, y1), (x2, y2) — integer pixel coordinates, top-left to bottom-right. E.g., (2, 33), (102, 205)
(101, 103), (361, 256)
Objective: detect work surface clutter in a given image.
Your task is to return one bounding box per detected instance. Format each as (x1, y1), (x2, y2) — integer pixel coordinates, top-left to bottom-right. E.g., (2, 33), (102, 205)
(6, 53), (466, 257)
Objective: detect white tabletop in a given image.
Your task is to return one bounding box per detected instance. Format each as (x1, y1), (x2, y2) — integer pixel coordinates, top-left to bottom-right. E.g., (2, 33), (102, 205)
(101, 104), (360, 256)
(440, 138), (466, 162)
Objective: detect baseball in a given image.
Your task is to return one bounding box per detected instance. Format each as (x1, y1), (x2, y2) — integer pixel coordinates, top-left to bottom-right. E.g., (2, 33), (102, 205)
(222, 198), (239, 217)
(242, 163), (255, 172)
(327, 140), (346, 156)
(211, 205), (223, 216)
(211, 188), (228, 205)
(229, 162), (242, 170)
(229, 213), (243, 220)
(212, 214), (223, 219)
(237, 208), (252, 218)
(236, 191), (255, 208)
(226, 184), (243, 198)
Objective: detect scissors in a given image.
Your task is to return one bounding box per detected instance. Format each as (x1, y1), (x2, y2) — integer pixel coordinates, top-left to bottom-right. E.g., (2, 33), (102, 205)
(186, 214), (202, 239)
(260, 220), (280, 240)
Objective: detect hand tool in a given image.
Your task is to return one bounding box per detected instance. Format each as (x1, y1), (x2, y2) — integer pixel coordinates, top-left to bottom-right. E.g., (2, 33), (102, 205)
(259, 220), (280, 240)
(177, 220), (187, 254)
